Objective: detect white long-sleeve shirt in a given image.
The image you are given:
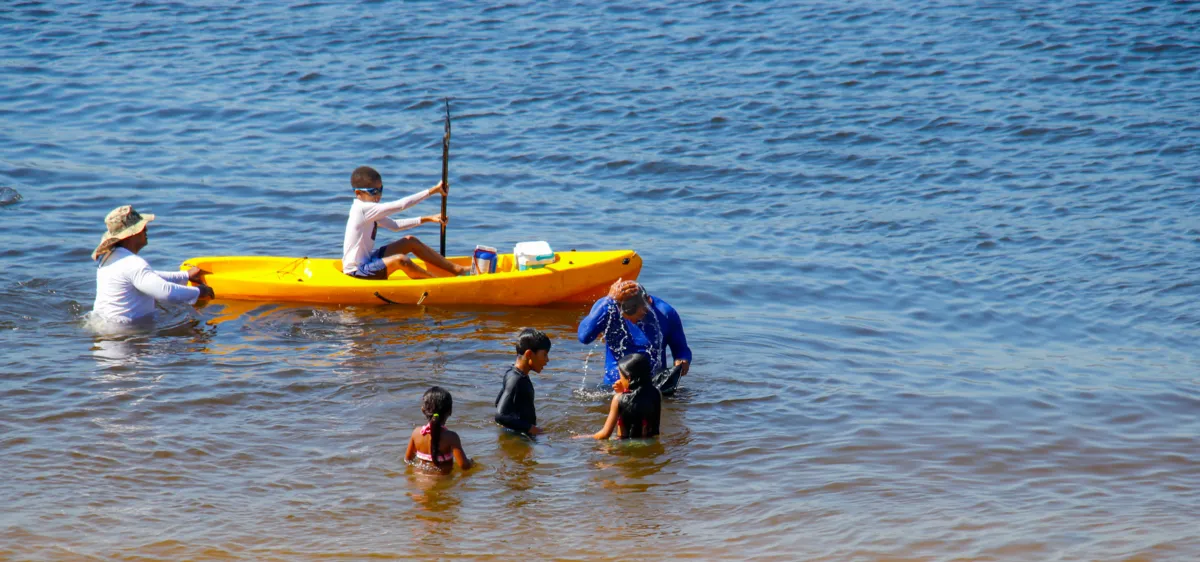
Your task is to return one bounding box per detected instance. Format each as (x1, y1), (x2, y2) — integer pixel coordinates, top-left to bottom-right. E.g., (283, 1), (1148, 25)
(341, 189), (432, 274)
(92, 247), (200, 323)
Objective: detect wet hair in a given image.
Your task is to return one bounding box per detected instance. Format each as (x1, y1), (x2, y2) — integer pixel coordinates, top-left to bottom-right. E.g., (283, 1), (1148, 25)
(421, 386), (453, 464)
(616, 353), (661, 438)
(515, 327), (552, 356)
(350, 166), (382, 189)
(619, 285), (649, 316)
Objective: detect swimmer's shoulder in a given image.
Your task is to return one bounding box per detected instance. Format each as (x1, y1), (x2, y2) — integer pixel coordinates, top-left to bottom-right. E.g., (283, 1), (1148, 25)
(442, 428), (464, 446)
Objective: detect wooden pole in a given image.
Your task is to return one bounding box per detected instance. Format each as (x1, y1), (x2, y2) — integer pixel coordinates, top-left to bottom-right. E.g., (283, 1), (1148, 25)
(439, 99), (451, 257)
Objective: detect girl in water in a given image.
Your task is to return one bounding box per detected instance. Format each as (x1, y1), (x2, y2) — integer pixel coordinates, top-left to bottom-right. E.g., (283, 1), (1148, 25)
(405, 386), (473, 473)
(579, 353), (662, 440)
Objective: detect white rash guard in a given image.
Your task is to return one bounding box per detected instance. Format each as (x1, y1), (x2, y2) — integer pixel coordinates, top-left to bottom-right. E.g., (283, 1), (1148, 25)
(341, 189), (432, 274)
(92, 247), (200, 323)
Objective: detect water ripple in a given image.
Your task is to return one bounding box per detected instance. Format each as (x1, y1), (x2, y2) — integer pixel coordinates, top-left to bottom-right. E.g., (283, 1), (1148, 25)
(1, 0), (1199, 559)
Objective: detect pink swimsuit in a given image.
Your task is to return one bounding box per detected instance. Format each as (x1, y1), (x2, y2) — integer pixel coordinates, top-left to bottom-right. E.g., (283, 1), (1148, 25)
(415, 423), (454, 463)
(415, 451), (454, 463)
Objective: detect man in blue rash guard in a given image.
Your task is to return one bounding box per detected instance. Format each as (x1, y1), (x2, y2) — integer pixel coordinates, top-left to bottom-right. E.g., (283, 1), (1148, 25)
(578, 280), (692, 390)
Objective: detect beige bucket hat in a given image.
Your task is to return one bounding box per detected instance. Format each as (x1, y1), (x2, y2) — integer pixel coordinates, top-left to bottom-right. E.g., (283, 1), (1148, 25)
(91, 205), (155, 261)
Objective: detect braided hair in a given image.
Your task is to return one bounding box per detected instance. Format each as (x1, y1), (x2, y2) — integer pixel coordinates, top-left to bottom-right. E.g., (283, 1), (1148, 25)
(421, 386), (453, 464)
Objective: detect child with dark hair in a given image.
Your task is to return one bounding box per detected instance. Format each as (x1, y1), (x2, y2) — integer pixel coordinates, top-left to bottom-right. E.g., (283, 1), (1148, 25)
(341, 165), (469, 280)
(577, 353), (662, 440)
(494, 328), (552, 436)
(405, 386), (473, 473)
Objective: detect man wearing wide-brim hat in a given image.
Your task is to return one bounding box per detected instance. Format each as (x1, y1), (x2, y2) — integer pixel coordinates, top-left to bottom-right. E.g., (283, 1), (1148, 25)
(91, 205), (214, 324)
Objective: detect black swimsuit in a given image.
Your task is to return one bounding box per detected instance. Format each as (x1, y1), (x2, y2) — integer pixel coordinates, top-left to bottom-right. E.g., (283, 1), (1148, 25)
(495, 366), (537, 433)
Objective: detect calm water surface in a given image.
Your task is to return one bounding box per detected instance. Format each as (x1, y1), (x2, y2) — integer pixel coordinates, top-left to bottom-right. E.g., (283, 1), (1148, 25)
(2, 1), (1198, 560)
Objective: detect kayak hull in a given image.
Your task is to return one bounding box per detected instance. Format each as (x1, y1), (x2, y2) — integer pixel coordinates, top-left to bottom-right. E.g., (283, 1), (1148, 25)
(180, 250), (641, 306)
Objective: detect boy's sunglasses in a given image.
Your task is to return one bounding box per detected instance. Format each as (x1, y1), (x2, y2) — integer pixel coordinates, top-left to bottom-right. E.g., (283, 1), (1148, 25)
(354, 187), (383, 196)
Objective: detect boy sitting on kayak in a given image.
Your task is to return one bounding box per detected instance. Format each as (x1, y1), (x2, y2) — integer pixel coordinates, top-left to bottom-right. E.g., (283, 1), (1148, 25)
(341, 166), (469, 280)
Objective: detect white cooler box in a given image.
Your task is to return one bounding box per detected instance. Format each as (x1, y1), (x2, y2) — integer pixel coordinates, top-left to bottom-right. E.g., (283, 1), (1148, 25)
(514, 241), (555, 270)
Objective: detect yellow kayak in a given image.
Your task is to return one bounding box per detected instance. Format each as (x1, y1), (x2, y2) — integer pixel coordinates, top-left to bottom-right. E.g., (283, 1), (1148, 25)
(180, 250), (641, 306)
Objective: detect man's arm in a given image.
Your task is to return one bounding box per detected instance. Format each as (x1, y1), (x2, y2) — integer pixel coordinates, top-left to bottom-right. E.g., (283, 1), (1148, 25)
(578, 297), (616, 344)
(494, 374), (534, 433)
(151, 267), (214, 299)
(153, 269), (191, 285)
(157, 266), (207, 286)
(662, 303), (692, 363)
(129, 261), (201, 304)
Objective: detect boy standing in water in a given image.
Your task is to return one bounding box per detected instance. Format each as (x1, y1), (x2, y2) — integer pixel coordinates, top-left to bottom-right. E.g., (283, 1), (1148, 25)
(341, 166), (469, 280)
(495, 328), (552, 436)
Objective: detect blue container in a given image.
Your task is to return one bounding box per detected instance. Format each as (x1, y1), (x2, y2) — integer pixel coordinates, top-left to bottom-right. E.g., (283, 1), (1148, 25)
(472, 245), (497, 274)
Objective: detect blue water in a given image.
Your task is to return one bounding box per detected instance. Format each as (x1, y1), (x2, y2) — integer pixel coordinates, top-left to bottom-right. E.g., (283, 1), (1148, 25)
(2, 1), (1198, 559)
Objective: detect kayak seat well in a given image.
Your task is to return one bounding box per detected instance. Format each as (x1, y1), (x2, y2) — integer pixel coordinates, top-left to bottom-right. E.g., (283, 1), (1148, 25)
(327, 255), (503, 279)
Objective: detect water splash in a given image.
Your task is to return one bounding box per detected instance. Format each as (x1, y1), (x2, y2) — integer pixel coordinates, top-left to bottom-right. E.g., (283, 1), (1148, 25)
(576, 299), (668, 390)
(579, 302), (616, 390)
(643, 301), (665, 372)
(580, 346), (596, 389)
(574, 301), (628, 402)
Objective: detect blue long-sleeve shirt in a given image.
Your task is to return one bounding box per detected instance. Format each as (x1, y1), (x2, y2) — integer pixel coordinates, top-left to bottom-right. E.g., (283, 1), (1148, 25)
(577, 295), (692, 385)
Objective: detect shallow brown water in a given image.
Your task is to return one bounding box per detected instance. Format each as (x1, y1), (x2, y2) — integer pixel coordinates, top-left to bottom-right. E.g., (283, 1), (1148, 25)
(3, 0), (1200, 559)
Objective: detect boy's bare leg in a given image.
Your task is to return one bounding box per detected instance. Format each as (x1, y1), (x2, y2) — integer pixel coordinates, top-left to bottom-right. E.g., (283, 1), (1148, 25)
(382, 254), (434, 279)
(383, 236), (468, 276)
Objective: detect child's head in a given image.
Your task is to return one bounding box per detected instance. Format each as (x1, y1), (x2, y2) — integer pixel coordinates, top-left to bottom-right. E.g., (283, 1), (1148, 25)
(515, 327), (552, 373)
(350, 166), (383, 202)
(617, 352), (653, 392)
(421, 386), (453, 425)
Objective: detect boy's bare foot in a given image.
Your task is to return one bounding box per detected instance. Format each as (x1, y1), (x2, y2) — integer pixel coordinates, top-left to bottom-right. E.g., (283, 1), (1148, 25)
(428, 264), (470, 278)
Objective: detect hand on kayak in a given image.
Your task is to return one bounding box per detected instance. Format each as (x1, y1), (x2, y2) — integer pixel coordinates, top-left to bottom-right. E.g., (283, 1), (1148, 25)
(185, 266), (206, 284)
(675, 359), (690, 377)
(196, 284), (215, 300)
(423, 214), (447, 225)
